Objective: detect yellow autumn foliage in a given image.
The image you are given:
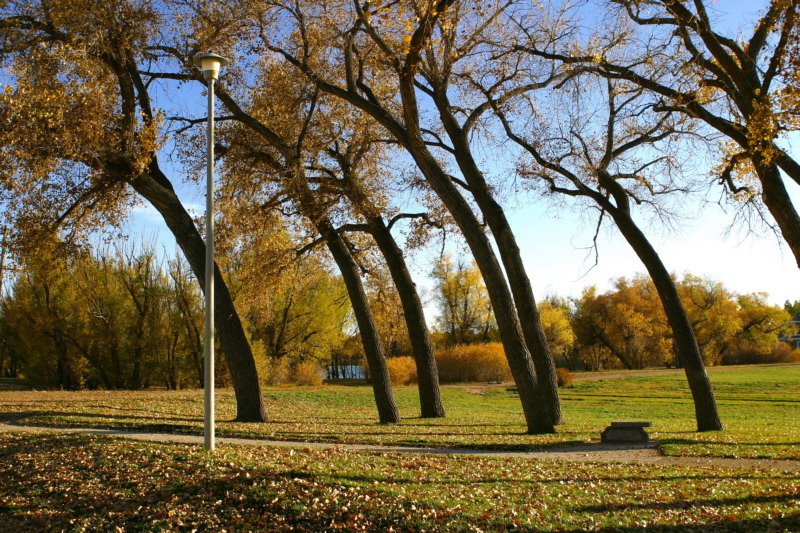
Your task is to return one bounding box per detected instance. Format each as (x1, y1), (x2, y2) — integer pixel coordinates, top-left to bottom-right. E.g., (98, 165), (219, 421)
(435, 343), (512, 383)
(386, 357), (417, 386)
(292, 361), (325, 386)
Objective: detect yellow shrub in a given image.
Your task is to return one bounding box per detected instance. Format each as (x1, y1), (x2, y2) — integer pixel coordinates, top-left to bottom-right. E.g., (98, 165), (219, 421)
(435, 343), (512, 383)
(556, 367), (573, 387)
(292, 361), (324, 386)
(387, 356), (417, 385)
(768, 343), (800, 364)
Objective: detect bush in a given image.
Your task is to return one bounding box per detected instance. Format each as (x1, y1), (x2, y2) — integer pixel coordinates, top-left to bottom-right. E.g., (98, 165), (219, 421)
(264, 357), (291, 385)
(722, 343), (798, 365)
(721, 346), (759, 365)
(556, 367), (573, 387)
(386, 356), (417, 385)
(435, 343), (512, 383)
(766, 343), (800, 364)
(292, 361), (324, 386)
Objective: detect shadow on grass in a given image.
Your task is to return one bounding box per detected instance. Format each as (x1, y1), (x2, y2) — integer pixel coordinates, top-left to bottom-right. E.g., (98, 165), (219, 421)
(0, 434), (451, 531)
(662, 438), (800, 448)
(0, 410), (199, 425)
(261, 418), (523, 430)
(574, 492), (800, 513)
(560, 518), (800, 533)
(568, 392), (800, 404)
(319, 471), (776, 487)
(2, 411), (576, 450)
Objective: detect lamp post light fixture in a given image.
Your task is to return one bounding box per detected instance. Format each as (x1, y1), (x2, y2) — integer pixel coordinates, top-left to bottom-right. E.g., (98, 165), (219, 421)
(195, 52), (228, 452)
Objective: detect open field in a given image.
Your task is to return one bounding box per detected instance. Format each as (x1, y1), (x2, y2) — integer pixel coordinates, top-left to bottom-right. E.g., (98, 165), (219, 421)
(1, 366), (798, 531)
(0, 365), (798, 460)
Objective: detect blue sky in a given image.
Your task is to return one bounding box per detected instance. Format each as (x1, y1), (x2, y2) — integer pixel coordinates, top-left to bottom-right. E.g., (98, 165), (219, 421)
(126, 0), (800, 310)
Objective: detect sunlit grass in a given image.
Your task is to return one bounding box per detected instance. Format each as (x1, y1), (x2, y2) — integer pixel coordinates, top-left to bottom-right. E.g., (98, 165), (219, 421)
(1, 364), (797, 459)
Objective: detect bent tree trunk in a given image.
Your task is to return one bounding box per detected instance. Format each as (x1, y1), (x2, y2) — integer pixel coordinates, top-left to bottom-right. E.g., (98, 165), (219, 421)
(397, 76), (553, 434)
(369, 216), (445, 418)
(756, 156), (800, 269)
(485, 214), (562, 424)
(298, 54), (554, 432)
(129, 167), (267, 422)
(612, 211), (722, 431)
(433, 92), (562, 424)
(320, 221), (401, 424)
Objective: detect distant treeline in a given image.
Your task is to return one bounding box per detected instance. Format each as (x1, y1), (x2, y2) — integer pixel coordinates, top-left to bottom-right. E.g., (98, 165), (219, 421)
(428, 258), (799, 371)
(1, 246), (796, 390)
(0, 244), (205, 390)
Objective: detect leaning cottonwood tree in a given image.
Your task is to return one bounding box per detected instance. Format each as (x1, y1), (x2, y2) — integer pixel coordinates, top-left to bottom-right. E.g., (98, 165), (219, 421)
(257, 0), (556, 432)
(172, 52), (402, 422)
(0, 0), (266, 420)
(314, 122), (447, 418)
(518, 0), (800, 267)
(158, 0), (445, 419)
(486, 67), (723, 430)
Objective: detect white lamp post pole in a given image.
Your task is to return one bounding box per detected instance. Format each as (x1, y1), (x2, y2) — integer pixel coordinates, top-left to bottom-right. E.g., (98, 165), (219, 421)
(195, 53), (228, 452)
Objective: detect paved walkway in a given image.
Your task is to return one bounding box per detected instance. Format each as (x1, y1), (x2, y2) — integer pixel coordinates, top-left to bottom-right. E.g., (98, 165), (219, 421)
(1, 423), (798, 471)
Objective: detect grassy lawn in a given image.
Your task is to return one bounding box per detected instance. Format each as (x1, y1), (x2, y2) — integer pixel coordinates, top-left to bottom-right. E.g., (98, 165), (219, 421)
(0, 432), (797, 531)
(0, 365), (798, 460)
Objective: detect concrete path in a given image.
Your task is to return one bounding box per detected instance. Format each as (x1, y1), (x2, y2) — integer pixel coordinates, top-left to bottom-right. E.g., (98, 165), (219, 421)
(1, 423), (798, 471)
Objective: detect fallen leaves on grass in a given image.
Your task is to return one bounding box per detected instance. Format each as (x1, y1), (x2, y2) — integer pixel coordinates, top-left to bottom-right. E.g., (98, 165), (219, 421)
(0, 433), (798, 531)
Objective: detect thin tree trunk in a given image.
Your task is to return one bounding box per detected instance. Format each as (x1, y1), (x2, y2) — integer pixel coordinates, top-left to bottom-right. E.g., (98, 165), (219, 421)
(320, 221), (401, 424)
(131, 346), (142, 390)
(173, 275), (204, 387)
(432, 91), (562, 424)
(129, 167), (266, 422)
(9, 349), (17, 378)
(612, 211), (723, 431)
(369, 216), (445, 418)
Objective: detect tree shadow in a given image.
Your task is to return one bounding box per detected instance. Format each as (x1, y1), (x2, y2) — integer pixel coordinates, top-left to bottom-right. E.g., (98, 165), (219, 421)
(663, 437), (800, 448)
(318, 471), (777, 487)
(558, 517), (800, 532)
(0, 410), (200, 425)
(0, 434), (445, 531)
(575, 492), (800, 513)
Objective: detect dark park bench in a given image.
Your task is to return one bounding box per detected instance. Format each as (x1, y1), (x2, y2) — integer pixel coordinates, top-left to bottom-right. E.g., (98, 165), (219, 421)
(601, 421), (652, 444)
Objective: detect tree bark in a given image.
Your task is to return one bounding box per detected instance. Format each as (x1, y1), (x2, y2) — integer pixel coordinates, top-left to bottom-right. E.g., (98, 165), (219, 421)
(755, 158), (800, 269)
(368, 216), (445, 418)
(611, 210), (723, 431)
(432, 91), (562, 424)
(129, 168), (267, 422)
(290, 47), (553, 433)
(320, 221), (401, 424)
(394, 76), (554, 434)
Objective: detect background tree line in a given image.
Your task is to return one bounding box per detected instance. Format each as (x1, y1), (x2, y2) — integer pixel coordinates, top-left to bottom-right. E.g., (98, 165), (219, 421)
(429, 259), (797, 370)
(0, 241), (205, 390)
(2, 242), (795, 389)
(0, 236), (351, 390)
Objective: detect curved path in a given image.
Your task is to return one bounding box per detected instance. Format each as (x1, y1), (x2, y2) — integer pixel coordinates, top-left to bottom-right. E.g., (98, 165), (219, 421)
(1, 422), (798, 471)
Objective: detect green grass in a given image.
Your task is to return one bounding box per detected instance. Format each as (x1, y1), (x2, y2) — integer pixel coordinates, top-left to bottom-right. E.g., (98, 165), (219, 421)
(0, 432), (797, 531)
(1, 364), (798, 459)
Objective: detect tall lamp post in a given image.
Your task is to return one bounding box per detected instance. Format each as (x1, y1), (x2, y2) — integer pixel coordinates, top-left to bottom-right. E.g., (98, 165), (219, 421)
(195, 53), (228, 452)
